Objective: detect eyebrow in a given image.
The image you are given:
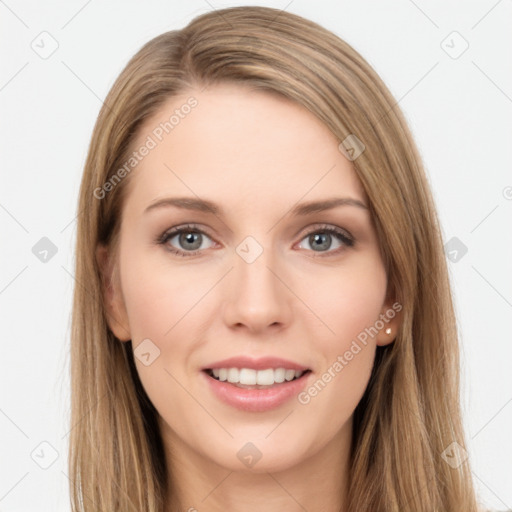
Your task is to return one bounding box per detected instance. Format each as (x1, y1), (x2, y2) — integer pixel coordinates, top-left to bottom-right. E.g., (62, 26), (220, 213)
(144, 196), (369, 216)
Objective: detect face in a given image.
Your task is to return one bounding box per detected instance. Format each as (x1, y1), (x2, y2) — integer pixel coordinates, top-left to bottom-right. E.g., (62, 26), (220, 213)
(98, 83), (399, 474)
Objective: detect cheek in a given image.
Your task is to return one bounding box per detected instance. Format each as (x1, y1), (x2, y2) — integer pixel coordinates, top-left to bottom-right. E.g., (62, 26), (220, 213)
(298, 254), (388, 344)
(296, 295), (382, 441)
(119, 249), (214, 342)
(297, 343), (375, 446)
(118, 248), (219, 409)
(118, 254), (212, 420)
(293, 256), (386, 422)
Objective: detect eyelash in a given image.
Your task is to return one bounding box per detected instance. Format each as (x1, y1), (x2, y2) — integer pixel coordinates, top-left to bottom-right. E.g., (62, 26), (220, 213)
(156, 223), (355, 258)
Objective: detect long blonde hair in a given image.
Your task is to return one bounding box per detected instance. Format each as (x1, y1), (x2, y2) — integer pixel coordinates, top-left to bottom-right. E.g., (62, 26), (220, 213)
(69, 6), (480, 511)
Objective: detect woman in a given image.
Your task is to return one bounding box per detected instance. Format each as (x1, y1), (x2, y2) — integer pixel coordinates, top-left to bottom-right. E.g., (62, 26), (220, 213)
(69, 6), (484, 511)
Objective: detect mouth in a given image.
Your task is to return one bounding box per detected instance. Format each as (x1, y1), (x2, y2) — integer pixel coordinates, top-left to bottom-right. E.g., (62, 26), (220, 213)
(203, 367), (312, 389)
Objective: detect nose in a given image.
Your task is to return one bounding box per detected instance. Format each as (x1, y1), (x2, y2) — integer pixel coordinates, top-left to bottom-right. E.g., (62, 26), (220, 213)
(222, 245), (293, 334)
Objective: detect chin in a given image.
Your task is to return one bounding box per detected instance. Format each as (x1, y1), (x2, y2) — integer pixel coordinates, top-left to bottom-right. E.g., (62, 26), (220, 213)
(205, 434), (317, 474)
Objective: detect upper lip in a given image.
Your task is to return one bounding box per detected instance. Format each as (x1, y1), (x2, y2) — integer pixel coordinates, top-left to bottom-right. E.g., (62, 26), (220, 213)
(203, 356), (310, 372)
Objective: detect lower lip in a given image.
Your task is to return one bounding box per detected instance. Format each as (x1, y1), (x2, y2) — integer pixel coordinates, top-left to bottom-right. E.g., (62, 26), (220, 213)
(202, 371), (311, 412)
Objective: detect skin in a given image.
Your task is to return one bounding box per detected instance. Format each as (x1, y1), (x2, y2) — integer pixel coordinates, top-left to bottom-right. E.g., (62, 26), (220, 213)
(98, 83), (400, 512)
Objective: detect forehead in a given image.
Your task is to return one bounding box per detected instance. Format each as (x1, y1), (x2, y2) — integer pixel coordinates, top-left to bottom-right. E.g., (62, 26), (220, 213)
(123, 83), (367, 214)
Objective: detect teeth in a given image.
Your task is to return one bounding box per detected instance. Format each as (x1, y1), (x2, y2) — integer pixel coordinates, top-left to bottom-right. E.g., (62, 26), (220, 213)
(256, 368), (274, 385)
(227, 368), (239, 383)
(209, 367), (305, 386)
(285, 369), (296, 381)
(274, 368), (285, 383)
(240, 368), (257, 385)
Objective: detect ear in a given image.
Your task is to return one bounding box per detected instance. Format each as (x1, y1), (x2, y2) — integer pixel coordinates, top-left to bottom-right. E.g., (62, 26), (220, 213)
(96, 243), (131, 342)
(375, 294), (402, 347)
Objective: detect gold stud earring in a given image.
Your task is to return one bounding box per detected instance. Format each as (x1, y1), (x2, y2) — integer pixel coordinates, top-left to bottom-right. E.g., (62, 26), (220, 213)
(385, 327), (392, 335)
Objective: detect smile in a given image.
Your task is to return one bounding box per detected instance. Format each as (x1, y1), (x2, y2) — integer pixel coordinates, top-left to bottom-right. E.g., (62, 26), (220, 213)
(202, 367), (312, 412)
(205, 367), (308, 388)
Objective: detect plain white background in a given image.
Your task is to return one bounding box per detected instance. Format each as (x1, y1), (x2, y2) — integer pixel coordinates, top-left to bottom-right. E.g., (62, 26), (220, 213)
(1, 1), (511, 510)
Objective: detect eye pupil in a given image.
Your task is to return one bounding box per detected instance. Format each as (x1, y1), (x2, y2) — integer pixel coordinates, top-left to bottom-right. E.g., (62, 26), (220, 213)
(180, 232), (202, 250)
(310, 233), (331, 251)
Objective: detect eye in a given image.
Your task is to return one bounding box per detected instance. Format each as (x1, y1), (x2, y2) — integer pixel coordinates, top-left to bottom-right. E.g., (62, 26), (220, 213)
(156, 223), (355, 258)
(296, 224), (354, 256)
(157, 224), (215, 257)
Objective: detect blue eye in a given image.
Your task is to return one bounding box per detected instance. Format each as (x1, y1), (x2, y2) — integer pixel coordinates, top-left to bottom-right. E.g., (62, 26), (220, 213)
(157, 224), (215, 257)
(157, 223), (355, 258)
(298, 226), (354, 255)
